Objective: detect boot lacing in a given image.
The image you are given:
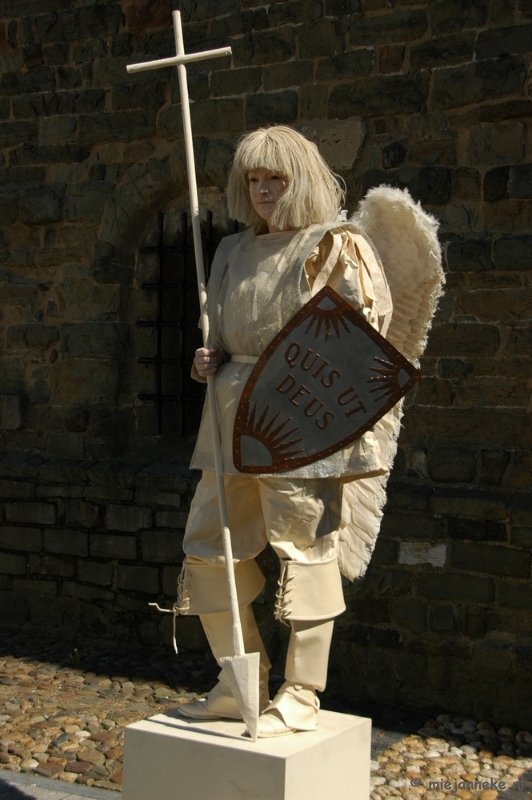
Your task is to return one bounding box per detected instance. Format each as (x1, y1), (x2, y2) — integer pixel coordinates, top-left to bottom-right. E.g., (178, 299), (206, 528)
(274, 561), (295, 625)
(176, 565), (191, 614)
(148, 565), (191, 654)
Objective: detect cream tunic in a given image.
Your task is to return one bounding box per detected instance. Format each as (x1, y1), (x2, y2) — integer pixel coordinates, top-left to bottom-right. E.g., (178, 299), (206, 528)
(190, 223), (393, 479)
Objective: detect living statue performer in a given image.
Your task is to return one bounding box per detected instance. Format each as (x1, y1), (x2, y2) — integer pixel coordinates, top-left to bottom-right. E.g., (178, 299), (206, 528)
(177, 125), (444, 737)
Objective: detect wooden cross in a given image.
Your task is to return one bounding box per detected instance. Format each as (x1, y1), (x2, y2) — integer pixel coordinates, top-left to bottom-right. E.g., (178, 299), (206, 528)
(127, 16), (262, 738)
(127, 10), (231, 344)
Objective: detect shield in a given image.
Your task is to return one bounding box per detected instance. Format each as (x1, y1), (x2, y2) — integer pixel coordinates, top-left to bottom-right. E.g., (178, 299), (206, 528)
(233, 286), (420, 473)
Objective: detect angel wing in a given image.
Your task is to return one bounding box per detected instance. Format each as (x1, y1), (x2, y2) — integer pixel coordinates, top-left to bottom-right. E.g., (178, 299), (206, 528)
(338, 186), (445, 581)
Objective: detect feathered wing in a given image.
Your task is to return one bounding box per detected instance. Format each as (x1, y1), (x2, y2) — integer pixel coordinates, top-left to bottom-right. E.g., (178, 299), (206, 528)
(338, 186), (445, 581)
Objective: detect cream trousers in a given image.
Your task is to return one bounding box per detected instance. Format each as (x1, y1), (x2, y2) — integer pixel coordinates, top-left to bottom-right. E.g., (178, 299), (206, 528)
(184, 470), (343, 566)
(181, 470), (346, 622)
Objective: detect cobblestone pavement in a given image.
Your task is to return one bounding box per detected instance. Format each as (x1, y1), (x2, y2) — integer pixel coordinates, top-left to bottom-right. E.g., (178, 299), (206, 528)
(1, 629), (531, 800)
(0, 629), (217, 794)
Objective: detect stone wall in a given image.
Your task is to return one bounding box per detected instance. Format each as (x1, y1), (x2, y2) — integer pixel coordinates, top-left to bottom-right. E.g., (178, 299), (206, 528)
(0, 0), (531, 726)
(0, 453), (206, 648)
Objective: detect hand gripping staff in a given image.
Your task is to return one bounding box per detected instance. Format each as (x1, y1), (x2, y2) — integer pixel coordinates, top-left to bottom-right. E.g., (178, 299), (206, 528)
(127, 11), (261, 741)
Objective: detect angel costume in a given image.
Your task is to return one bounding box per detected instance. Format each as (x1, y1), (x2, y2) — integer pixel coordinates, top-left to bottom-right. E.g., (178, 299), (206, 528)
(178, 188), (444, 734)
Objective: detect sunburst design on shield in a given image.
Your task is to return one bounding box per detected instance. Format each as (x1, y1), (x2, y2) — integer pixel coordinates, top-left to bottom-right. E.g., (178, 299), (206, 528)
(240, 404), (304, 462)
(304, 302), (351, 339)
(370, 357), (407, 400)
(233, 287), (420, 473)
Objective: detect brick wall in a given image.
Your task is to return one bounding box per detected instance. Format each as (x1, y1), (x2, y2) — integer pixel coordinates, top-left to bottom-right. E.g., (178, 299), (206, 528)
(0, 0), (531, 726)
(0, 453), (207, 648)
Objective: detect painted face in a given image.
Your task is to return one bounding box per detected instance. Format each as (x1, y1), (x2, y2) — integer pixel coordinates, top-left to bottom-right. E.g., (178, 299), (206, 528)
(248, 168), (289, 225)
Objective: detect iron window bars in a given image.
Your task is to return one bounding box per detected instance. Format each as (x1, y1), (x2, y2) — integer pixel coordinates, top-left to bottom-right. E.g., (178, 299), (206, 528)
(136, 210), (237, 435)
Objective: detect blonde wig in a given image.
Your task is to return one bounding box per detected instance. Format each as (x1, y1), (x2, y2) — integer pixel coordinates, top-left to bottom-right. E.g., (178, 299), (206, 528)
(227, 126), (345, 231)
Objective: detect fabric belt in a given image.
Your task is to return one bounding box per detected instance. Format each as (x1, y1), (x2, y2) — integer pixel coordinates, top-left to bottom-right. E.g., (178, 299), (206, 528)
(231, 354), (259, 364)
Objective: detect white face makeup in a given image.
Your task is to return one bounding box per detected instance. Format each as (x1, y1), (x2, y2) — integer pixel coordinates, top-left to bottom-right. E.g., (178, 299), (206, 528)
(248, 168), (290, 231)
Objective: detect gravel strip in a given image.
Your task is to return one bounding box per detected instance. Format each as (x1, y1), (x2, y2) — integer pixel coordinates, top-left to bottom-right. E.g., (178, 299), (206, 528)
(0, 769), (120, 799)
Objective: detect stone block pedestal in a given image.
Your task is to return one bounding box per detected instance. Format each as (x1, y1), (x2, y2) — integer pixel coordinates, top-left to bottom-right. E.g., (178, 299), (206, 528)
(122, 708), (371, 800)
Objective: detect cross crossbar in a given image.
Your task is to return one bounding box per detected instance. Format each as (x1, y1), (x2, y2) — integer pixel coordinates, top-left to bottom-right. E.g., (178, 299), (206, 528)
(126, 46), (231, 75)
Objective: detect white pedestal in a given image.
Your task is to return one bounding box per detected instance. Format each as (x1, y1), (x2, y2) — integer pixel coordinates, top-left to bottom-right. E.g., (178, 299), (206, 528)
(122, 708), (371, 800)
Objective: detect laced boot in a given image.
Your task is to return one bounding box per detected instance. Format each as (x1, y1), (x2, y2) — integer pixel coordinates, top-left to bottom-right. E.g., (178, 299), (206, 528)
(255, 680), (319, 736)
(256, 617), (335, 738)
(178, 668), (244, 720)
(179, 604), (271, 721)
(254, 558), (344, 738)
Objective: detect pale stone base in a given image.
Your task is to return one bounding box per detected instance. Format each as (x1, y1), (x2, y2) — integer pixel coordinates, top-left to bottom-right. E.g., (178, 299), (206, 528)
(122, 708), (371, 800)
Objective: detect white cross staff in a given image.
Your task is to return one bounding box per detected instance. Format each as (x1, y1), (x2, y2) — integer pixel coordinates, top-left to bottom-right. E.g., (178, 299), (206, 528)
(127, 11), (262, 742)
